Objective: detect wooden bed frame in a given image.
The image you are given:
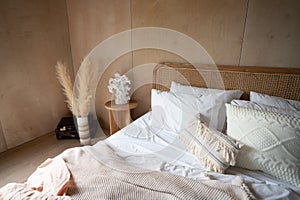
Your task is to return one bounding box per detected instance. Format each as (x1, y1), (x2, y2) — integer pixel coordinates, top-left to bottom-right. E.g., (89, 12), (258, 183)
(153, 62), (300, 101)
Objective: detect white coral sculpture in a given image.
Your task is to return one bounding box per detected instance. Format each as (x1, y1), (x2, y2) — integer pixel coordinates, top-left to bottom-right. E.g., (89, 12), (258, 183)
(108, 73), (131, 105)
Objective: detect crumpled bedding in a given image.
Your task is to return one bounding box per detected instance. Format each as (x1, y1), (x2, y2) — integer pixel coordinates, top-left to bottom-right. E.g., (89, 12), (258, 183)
(1, 142), (255, 200)
(0, 157), (71, 200)
(61, 142), (255, 200)
(106, 112), (300, 199)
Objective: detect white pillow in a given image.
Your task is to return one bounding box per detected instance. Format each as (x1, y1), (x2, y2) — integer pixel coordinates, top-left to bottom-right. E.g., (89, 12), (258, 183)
(170, 82), (244, 132)
(250, 91), (300, 112)
(151, 89), (218, 132)
(170, 81), (243, 98)
(231, 100), (300, 118)
(152, 88), (243, 132)
(226, 104), (300, 186)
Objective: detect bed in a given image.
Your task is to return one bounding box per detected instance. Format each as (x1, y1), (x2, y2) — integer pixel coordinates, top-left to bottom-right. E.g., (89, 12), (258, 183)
(1, 62), (300, 200)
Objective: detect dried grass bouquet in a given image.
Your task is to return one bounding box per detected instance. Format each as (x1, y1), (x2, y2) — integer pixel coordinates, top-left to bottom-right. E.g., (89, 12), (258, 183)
(55, 58), (97, 117)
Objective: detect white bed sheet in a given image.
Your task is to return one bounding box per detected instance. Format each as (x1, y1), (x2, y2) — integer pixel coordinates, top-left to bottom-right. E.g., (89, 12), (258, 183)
(102, 112), (300, 200)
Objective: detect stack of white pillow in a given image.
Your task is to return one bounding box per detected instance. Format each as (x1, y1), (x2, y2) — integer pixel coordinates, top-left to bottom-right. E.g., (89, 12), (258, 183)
(151, 81), (244, 133)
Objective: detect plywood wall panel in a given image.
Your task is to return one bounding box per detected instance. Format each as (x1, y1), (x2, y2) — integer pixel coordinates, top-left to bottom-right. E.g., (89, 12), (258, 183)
(0, 0), (73, 150)
(132, 0), (248, 66)
(66, 0), (132, 131)
(66, 0), (132, 71)
(240, 0), (300, 68)
(130, 0), (248, 117)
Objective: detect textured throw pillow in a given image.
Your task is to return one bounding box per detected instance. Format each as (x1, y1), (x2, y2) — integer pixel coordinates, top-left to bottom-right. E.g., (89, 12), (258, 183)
(231, 100), (300, 118)
(226, 104), (300, 186)
(250, 91), (300, 112)
(178, 118), (240, 173)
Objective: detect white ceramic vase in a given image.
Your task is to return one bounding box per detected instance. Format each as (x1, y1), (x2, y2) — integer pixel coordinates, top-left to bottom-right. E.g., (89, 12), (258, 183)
(76, 116), (91, 145)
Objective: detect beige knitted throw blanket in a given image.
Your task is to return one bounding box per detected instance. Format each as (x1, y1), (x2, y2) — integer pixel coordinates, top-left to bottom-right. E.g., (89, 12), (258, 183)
(60, 141), (254, 200)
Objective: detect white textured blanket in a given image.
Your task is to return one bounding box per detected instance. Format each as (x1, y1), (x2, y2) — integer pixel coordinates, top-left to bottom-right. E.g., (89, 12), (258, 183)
(60, 141), (255, 200)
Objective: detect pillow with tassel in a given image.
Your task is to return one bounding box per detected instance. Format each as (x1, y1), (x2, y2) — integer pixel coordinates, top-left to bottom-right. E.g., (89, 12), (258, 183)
(178, 118), (241, 173)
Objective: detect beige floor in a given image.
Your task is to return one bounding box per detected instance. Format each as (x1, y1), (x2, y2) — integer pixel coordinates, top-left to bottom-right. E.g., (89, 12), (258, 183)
(0, 131), (108, 187)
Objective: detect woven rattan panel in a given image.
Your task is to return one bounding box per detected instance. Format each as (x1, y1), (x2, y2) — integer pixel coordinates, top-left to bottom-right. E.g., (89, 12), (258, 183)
(153, 63), (300, 101)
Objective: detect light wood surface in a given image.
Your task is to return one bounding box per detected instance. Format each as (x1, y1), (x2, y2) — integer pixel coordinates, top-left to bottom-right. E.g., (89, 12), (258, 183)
(105, 100), (138, 135)
(132, 0), (248, 66)
(240, 0), (300, 68)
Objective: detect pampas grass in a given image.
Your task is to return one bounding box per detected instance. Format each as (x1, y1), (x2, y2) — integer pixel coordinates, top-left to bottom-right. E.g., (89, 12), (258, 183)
(55, 57), (97, 117)
(76, 58), (94, 117)
(55, 61), (80, 116)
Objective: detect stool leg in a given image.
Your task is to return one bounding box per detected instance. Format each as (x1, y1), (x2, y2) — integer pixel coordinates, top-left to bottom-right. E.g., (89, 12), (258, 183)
(109, 110), (119, 135)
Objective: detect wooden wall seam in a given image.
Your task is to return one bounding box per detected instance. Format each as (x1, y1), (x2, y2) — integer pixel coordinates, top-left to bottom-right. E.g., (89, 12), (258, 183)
(64, 0), (75, 79)
(238, 0), (250, 66)
(0, 120), (8, 152)
(130, 0), (134, 83)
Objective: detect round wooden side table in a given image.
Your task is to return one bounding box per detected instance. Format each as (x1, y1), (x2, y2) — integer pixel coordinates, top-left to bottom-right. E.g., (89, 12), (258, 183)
(104, 100), (138, 135)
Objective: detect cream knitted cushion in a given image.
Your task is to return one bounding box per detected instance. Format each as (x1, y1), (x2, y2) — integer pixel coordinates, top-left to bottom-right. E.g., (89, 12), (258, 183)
(226, 104), (300, 186)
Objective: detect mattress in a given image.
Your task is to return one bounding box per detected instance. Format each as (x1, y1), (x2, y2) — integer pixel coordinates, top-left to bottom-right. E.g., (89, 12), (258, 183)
(101, 112), (300, 200)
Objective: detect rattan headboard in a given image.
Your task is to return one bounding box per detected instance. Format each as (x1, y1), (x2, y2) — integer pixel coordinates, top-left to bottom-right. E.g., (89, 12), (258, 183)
(153, 62), (300, 100)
